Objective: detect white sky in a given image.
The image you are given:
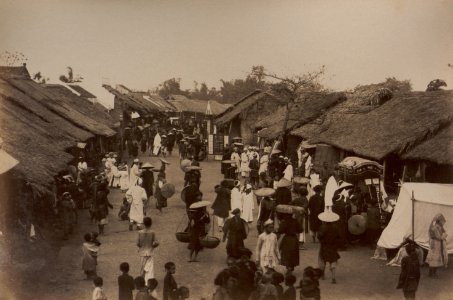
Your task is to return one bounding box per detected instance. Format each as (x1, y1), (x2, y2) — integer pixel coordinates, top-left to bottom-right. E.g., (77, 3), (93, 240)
(1, 0), (452, 107)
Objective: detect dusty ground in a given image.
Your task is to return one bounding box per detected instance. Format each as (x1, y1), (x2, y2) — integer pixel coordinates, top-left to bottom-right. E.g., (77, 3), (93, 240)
(2, 150), (453, 300)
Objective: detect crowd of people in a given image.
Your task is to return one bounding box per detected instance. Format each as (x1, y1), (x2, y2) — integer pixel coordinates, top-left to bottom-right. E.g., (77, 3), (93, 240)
(47, 129), (449, 300)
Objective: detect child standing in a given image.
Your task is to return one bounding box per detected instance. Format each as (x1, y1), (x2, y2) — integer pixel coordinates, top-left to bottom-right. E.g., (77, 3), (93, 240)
(163, 262), (178, 300)
(92, 276), (107, 300)
(147, 278), (159, 300)
(137, 217), (159, 282)
(82, 233), (99, 279)
(134, 276), (151, 300)
(118, 262), (134, 300)
(255, 220), (280, 273)
(118, 197), (130, 221)
(282, 274), (296, 300)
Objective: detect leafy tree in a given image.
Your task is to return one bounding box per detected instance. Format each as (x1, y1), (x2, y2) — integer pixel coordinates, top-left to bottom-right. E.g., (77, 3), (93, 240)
(0, 51), (28, 66)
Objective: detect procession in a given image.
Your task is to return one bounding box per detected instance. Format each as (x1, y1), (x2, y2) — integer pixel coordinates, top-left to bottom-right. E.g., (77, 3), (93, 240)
(1, 1), (453, 300)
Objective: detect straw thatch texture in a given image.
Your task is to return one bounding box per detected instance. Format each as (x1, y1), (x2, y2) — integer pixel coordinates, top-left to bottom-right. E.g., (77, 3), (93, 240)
(316, 90), (453, 160)
(403, 124), (453, 165)
(103, 84), (167, 114)
(0, 79), (93, 141)
(257, 92), (346, 139)
(215, 90), (285, 125)
(0, 92), (76, 194)
(291, 79), (413, 142)
(130, 92), (176, 112)
(169, 98), (230, 115)
(43, 84), (116, 135)
(68, 84), (97, 99)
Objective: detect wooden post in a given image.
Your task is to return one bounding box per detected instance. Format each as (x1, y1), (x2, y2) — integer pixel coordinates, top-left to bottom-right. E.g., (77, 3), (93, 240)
(412, 190), (415, 239)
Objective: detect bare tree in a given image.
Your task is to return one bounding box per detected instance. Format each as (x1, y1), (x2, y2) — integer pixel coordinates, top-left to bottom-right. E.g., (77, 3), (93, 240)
(251, 65), (326, 152)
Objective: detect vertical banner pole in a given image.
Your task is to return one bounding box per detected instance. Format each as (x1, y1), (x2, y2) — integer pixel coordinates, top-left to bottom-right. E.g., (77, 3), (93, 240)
(412, 190), (415, 240)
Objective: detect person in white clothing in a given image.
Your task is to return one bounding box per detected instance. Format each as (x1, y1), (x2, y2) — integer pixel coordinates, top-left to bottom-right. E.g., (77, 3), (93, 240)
(110, 162), (120, 188)
(129, 159), (141, 187)
(118, 164), (130, 192)
(230, 181), (242, 216)
(126, 178), (147, 231)
(283, 158), (294, 182)
(153, 132), (161, 156)
(255, 219), (280, 272)
(241, 184), (255, 223)
(259, 150), (269, 175)
(77, 156), (88, 184)
(230, 148), (241, 180)
(240, 148), (250, 179)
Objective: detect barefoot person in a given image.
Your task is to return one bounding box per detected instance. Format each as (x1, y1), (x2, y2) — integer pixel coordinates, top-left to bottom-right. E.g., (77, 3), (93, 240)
(126, 179), (147, 231)
(223, 208), (248, 260)
(137, 217), (159, 282)
(188, 202), (211, 262)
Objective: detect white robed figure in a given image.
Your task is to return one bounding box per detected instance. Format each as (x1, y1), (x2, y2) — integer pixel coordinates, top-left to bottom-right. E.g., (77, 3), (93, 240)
(241, 184), (255, 222)
(119, 165), (130, 192)
(153, 132), (161, 156)
(105, 157), (113, 185)
(110, 164), (120, 188)
(256, 220), (280, 271)
(230, 181), (242, 216)
(240, 150), (250, 178)
(126, 178), (147, 229)
(283, 161), (294, 182)
(129, 159), (141, 187)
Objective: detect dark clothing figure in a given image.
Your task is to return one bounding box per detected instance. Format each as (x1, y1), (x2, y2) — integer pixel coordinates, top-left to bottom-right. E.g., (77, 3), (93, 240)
(308, 194), (324, 234)
(221, 150), (232, 179)
(141, 170), (155, 198)
(249, 157), (260, 187)
(332, 198), (351, 249)
(167, 134), (176, 154)
(188, 209), (210, 252)
(397, 252), (420, 299)
(141, 139), (147, 153)
(282, 286), (296, 300)
(318, 223), (341, 263)
(257, 197), (275, 234)
(163, 273), (178, 300)
(118, 273), (135, 300)
(223, 216), (248, 259)
(278, 217), (303, 269)
(299, 278), (320, 300)
(183, 183), (202, 210)
(275, 187), (292, 206)
(366, 204), (381, 246)
(212, 185), (231, 219)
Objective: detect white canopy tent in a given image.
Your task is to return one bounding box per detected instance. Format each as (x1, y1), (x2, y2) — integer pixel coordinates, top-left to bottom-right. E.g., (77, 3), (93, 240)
(378, 182), (453, 254)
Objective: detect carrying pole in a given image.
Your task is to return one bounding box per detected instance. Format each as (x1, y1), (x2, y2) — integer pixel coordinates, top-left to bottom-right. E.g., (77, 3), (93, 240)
(411, 190), (415, 239)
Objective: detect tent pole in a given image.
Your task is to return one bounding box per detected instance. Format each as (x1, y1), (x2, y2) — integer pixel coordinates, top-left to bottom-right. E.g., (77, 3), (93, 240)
(412, 190), (415, 240)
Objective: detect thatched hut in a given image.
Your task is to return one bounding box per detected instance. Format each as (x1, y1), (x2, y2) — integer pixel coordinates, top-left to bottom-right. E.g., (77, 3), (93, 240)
(215, 90), (286, 145)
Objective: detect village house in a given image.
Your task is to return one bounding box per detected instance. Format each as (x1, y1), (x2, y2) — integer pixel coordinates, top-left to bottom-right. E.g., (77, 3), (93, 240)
(215, 90), (285, 145)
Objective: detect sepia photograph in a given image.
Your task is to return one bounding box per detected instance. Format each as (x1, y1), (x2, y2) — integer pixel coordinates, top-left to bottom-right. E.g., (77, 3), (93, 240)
(0, 0), (452, 299)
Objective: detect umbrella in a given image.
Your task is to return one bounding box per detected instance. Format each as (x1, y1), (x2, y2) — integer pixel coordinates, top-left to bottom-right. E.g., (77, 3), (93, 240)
(189, 200), (211, 209)
(141, 162), (154, 169)
(276, 178), (292, 188)
(348, 214), (367, 235)
(254, 188), (275, 197)
(318, 211), (340, 222)
(180, 159), (192, 172)
(161, 183), (176, 198)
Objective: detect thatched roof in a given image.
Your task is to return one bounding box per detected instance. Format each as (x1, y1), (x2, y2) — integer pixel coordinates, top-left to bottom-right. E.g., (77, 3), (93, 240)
(0, 74), (97, 193)
(291, 79), (413, 142)
(403, 123), (453, 165)
(257, 92), (347, 139)
(0, 73), (115, 136)
(169, 98), (230, 115)
(316, 90), (453, 160)
(130, 91), (176, 112)
(215, 90), (284, 125)
(43, 84), (116, 135)
(0, 79), (93, 142)
(68, 84), (97, 99)
(103, 84), (172, 114)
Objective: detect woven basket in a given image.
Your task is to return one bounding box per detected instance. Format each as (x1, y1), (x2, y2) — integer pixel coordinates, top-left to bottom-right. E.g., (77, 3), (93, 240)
(175, 232), (190, 243)
(201, 236), (220, 249)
